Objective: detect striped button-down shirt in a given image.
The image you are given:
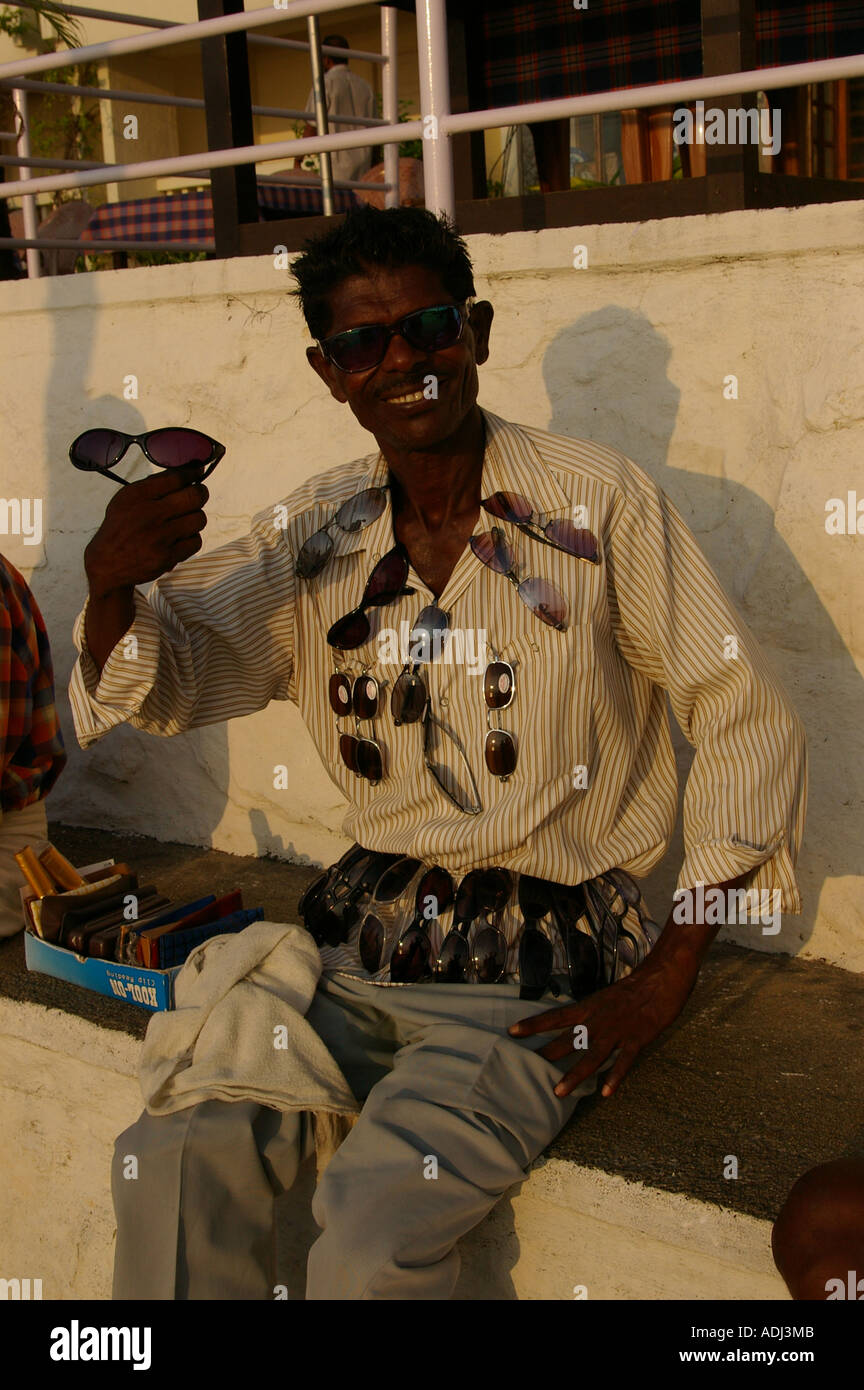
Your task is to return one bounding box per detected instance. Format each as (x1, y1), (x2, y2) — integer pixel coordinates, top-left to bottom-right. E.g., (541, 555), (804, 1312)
(69, 410), (806, 979)
(1, 555), (67, 816)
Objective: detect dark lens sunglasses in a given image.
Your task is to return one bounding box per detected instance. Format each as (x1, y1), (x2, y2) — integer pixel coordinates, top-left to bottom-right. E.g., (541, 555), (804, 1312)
(302, 848), (403, 947)
(435, 867), (512, 983)
(329, 671), (383, 784)
(327, 544), (411, 651)
(517, 874), (555, 1000)
(296, 487), (388, 580)
(471, 528), (569, 632)
(69, 427), (224, 486)
(484, 659), (516, 780)
(390, 605), (450, 726)
(358, 855), (424, 973)
(389, 865), (455, 983)
(482, 492), (600, 563)
(318, 302), (469, 374)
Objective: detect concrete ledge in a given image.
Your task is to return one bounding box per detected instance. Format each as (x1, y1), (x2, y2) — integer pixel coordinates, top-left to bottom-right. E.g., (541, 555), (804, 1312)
(0, 995), (786, 1301)
(2, 826), (862, 1300)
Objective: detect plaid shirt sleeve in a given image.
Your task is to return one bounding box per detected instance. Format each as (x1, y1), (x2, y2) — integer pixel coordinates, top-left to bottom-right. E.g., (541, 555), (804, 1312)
(0, 555), (67, 815)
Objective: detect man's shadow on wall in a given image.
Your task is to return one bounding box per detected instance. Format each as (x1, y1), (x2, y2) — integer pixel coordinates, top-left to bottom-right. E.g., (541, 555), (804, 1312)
(542, 309), (863, 952)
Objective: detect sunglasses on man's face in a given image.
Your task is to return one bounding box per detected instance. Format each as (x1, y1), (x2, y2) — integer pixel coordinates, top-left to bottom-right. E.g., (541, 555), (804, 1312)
(317, 302), (470, 374)
(69, 428), (224, 486)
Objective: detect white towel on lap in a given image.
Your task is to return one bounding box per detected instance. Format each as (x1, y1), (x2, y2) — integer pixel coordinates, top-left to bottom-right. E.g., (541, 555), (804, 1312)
(140, 921), (360, 1131)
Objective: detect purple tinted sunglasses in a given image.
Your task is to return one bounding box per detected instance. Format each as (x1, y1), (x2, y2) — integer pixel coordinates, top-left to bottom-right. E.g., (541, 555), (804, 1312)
(69, 427), (224, 487)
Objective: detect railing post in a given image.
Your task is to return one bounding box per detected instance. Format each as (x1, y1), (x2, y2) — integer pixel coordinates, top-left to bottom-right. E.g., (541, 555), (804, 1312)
(196, 0), (257, 258)
(701, 0), (760, 179)
(307, 14), (334, 217)
(381, 4), (399, 208)
(416, 0), (454, 218)
(12, 89), (40, 278)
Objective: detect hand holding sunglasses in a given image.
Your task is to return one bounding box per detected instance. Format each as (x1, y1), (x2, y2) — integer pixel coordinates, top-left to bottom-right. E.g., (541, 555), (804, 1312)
(70, 427), (225, 487)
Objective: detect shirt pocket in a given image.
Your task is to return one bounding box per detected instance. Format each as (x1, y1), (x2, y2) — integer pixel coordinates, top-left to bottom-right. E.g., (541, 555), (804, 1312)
(496, 621), (598, 796)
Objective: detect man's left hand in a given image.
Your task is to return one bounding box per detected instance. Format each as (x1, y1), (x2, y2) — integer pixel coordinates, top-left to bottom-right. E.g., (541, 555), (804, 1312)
(508, 947), (701, 1099)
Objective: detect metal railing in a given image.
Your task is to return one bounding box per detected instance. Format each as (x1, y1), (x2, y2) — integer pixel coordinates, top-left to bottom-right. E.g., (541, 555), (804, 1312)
(0, 0), (403, 273)
(0, 0), (863, 276)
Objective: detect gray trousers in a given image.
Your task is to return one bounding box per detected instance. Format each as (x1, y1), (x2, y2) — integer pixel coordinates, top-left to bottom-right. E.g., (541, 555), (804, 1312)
(112, 971), (611, 1301)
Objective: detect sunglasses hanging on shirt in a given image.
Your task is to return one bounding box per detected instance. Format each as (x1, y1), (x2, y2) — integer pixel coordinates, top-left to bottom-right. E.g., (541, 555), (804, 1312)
(328, 669), (384, 784)
(470, 528), (569, 632)
(295, 486), (389, 580)
(481, 492), (600, 563)
(390, 606), (482, 815)
(327, 544), (411, 651)
(69, 428), (224, 486)
(483, 654), (517, 780)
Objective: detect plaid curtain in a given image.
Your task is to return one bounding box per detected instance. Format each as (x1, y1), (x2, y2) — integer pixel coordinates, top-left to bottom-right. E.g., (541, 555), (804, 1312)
(474, 1), (864, 107)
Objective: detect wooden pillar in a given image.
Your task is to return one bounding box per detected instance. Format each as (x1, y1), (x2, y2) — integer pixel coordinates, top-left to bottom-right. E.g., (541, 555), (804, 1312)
(197, 0), (258, 258)
(700, 0), (759, 178)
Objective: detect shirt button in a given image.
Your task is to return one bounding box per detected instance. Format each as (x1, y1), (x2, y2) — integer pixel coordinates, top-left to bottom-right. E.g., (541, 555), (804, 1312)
(440, 696), (449, 708)
(372, 552), (380, 561)
(528, 640), (539, 653)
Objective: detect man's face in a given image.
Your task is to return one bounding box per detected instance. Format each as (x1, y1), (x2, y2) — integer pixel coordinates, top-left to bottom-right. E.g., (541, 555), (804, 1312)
(306, 263), (493, 457)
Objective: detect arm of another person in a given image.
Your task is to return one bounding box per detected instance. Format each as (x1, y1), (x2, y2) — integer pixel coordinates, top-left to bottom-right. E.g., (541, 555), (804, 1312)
(511, 460), (807, 1095)
(0, 555), (67, 810)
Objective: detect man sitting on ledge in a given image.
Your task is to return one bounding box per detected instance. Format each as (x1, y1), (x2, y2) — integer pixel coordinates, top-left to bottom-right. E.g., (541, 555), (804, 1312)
(70, 205), (806, 1301)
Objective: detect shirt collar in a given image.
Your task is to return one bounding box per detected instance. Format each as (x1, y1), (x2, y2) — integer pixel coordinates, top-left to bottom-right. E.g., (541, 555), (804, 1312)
(327, 409), (572, 563)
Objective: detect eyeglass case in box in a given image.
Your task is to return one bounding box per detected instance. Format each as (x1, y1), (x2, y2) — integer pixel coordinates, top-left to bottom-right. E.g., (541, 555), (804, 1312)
(24, 931), (180, 1011)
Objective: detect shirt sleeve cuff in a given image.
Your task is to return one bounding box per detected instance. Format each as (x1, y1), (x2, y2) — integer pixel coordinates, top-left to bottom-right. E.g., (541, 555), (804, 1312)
(69, 591), (161, 748)
(676, 834), (802, 916)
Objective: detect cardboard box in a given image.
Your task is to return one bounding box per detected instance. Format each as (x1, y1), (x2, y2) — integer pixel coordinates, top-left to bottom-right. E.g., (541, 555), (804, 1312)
(24, 931), (180, 1012)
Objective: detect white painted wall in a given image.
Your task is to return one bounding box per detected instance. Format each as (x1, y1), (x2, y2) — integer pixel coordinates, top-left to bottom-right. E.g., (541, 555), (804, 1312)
(1, 200), (862, 971)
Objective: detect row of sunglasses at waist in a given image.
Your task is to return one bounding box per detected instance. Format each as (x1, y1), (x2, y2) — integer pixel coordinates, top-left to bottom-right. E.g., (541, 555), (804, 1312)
(298, 845), (660, 997)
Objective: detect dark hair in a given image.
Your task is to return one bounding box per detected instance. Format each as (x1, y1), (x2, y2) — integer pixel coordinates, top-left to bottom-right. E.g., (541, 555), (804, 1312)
(291, 205), (476, 340)
(322, 34), (350, 64)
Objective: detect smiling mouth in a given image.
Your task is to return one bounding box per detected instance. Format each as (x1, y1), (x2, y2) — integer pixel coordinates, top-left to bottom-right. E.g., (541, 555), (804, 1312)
(384, 388), (428, 405)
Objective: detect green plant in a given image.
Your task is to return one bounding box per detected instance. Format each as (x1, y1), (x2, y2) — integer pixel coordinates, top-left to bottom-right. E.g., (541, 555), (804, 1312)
(0, 1), (82, 50)
(374, 96), (423, 160)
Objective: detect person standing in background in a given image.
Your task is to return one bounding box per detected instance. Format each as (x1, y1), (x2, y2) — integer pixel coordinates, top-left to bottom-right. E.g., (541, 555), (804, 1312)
(0, 555), (67, 935)
(294, 34), (376, 185)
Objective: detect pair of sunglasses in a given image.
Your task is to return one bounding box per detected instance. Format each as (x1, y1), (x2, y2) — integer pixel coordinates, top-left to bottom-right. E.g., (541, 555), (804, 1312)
(295, 487), (388, 580)
(482, 492), (600, 563)
(69, 427), (224, 486)
(357, 856), (424, 972)
(484, 659), (516, 779)
(318, 302), (470, 374)
(299, 846), (404, 947)
(471, 528), (569, 632)
(327, 544), (411, 651)
(390, 605), (483, 816)
(328, 671), (383, 783)
(388, 865), (455, 982)
(435, 867), (513, 983)
(516, 875), (557, 1000)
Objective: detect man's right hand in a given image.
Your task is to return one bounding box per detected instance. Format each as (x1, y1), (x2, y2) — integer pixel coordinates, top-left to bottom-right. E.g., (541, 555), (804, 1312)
(83, 465), (208, 673)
